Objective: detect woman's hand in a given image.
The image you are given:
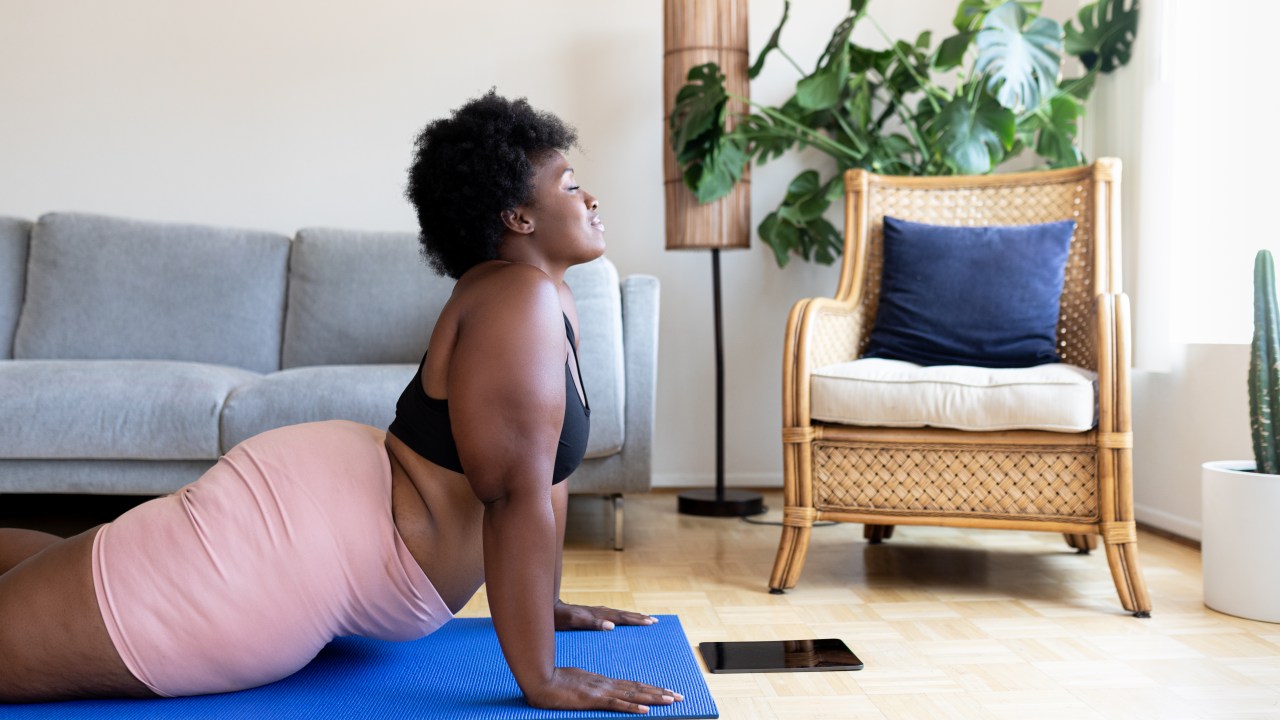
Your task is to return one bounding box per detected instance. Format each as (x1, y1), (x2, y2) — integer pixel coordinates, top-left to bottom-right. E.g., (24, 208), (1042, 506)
(527, 667), (683, 715)
(554, 600), (658, 631)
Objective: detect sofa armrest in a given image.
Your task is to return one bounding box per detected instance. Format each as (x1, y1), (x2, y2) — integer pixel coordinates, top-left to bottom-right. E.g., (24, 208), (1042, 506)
(563, 272), (658, 552)
(615, 274), (660, 494)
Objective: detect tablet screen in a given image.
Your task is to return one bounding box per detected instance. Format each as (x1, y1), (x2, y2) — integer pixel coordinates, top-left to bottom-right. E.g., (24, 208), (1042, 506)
(698, 638), (864, 674)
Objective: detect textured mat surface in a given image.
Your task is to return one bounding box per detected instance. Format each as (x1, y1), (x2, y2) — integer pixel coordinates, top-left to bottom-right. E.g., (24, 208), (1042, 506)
(5, 615), (717, 719)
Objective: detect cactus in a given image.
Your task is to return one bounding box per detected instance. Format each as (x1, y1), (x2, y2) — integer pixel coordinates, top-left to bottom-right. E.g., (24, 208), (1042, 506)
(1249, 249), (1280, 474)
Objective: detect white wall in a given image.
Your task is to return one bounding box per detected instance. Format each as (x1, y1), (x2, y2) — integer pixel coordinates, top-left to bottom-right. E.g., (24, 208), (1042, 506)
(0, 1), (1220, 536)
(1132, 345), (1252, 540)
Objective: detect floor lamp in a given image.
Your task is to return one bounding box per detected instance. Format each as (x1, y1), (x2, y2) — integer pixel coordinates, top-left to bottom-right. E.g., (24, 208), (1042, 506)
(663, 0), (764, 517)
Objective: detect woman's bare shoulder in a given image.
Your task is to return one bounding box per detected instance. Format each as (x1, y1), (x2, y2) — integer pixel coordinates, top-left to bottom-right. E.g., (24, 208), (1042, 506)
(452, 262), (562, 333)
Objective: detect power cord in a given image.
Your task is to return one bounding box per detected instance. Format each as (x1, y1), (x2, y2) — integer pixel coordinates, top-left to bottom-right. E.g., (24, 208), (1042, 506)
(740, 514), (837, 528)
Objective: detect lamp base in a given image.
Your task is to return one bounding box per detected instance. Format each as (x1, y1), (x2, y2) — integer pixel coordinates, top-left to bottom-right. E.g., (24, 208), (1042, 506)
(677, 488), (766, 517)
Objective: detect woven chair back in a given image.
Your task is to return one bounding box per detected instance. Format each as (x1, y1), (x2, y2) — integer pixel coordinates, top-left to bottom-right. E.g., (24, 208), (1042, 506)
(836, 164), (1115, 372)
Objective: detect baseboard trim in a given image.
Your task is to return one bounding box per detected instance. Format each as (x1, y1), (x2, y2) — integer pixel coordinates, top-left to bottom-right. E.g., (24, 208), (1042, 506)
(652, 472), (783, 489)
(1135, 503), (1201, 542)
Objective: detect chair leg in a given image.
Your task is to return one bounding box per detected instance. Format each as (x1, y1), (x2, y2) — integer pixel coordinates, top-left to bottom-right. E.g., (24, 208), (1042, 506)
(610, 494), (624, 551)
(1064, 533), (1097, 554)
(1103, 539), (1152, 617)
(769, 518), (813, 593)
(864, 524), (895, 544)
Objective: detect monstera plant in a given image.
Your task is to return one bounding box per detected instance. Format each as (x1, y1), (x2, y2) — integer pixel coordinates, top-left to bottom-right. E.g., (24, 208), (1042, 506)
(668, 0), (1140, 267)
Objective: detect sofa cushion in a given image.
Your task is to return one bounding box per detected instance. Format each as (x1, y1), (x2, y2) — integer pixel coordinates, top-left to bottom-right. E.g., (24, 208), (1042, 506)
(220, 365), (417, 452)
(0, 217), (32, 359)
(0, 360), (258, 460)
(0, 459), (213, 495)
(282, 229), (455, 368)
(14, 213), (291, 373)
(810, 357), (1097, 432)
(565, 258), (625, 458)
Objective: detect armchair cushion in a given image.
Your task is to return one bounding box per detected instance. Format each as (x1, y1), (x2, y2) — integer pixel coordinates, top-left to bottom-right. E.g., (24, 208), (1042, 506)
(810, 357), (1097, 432)
(863, 216), (1075, 368)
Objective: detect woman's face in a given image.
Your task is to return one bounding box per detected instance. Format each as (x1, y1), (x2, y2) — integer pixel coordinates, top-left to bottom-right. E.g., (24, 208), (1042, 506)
(521, 150), (606, 265)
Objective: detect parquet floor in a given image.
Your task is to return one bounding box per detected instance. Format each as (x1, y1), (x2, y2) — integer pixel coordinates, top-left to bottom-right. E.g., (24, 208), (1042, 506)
(5, 490), (1277, 718)
(458, 490), (1280, 720)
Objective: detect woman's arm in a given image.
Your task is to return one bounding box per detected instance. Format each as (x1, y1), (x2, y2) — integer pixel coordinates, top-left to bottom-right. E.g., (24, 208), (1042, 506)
(449, 268), (675, 714)
(550, 479), (659, 632)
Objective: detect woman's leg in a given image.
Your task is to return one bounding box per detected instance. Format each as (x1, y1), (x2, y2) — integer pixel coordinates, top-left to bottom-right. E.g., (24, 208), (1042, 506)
(0, 528), (64, 576)
(0, 525), (157, 702)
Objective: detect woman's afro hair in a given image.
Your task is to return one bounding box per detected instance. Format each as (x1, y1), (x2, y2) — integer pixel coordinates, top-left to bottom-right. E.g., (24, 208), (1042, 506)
(405, 90), (578, 279)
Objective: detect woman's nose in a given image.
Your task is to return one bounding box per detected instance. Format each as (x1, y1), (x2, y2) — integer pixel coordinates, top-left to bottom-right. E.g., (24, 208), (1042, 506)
(585, 192), (599, 210)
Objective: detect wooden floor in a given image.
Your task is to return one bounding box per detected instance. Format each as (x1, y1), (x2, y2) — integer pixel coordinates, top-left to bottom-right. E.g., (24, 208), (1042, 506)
(469, 490), (1280, 720)
(5, 490), (1278, 718)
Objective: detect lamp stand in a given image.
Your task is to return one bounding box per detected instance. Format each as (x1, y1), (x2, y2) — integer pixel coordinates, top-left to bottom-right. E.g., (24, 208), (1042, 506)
(678, 248), (766, 517)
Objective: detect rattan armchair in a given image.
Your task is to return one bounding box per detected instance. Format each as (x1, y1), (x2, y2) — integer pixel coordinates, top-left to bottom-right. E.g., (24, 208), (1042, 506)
(769, 159), (1151, 617)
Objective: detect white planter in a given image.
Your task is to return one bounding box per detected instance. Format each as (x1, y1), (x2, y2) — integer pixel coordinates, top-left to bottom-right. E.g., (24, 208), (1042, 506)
(1201, 460), (1280, 623)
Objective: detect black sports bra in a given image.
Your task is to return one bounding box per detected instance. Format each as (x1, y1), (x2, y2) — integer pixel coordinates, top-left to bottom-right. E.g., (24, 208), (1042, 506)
(388, 314), (590, 485)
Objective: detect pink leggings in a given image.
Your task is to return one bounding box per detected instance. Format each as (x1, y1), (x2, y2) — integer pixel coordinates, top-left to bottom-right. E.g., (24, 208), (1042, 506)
(91, 420), (452, 697)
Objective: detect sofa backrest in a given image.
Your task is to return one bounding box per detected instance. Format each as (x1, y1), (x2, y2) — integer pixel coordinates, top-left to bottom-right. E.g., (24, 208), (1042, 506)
(281, 228), (626, 456)
(0, 217), (32, 359)
(13, 213), (291, 373)
(282, 228), (454, 368)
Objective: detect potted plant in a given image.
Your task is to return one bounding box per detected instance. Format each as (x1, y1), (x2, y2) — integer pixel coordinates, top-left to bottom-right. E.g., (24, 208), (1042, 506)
(1201, 249), (1280, 623)
(667, 0), (1140, 267)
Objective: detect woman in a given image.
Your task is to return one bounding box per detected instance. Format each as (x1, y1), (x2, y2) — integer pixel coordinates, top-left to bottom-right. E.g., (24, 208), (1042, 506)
(0, 91), (681, 715)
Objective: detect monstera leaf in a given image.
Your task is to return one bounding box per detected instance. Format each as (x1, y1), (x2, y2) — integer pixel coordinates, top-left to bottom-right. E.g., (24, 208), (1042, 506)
(1065, 0), (1139, 73)
(749, 0), (791, 79)
(669, 63), (745, 203)
(669, 64), (727, 163)
(733, 112), (796, 166)
(797, 8), (863, 111)
(953, 0), (1042, 32)
(758, 171), (843, 267)
(683, 137), (747, 204)
(796, 52), (848, 110)
(934, 30), (976, 70)
(975, 1), (1063, 111)
(1030, 95), (1084, 168)
(929, 90), (1016, 174)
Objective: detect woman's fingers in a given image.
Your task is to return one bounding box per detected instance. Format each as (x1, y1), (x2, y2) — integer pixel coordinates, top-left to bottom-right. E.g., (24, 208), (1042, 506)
(609, 609), (658, 626)
(605, 678), (681, 713)
(531, 668), (682, 715)
(557, 602), (657, 630)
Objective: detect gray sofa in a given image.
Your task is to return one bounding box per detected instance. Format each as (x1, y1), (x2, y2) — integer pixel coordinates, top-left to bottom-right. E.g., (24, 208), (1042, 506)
(0, 213), (659, 548)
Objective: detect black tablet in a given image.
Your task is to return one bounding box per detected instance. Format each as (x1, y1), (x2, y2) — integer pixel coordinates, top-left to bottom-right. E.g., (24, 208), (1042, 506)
(698, 638), (864, 674)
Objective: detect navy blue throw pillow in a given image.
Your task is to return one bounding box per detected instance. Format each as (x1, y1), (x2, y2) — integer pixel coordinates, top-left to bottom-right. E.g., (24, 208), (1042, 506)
(862, 216), (1076, 368)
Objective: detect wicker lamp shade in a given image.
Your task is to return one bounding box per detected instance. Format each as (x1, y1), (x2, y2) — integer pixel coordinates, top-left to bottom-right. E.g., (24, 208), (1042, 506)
(662, 0), (750, 251)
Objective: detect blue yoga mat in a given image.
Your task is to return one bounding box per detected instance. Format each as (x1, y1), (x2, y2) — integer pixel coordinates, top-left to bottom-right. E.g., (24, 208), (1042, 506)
(4, 615), (717, 719)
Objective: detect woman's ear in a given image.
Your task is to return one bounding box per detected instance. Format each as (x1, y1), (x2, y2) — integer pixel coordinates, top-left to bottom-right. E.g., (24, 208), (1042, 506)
(500, 208), (535, 235)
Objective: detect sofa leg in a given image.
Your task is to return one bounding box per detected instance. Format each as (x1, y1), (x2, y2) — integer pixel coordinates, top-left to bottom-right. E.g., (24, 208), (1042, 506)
(610, 494), (624, 551)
